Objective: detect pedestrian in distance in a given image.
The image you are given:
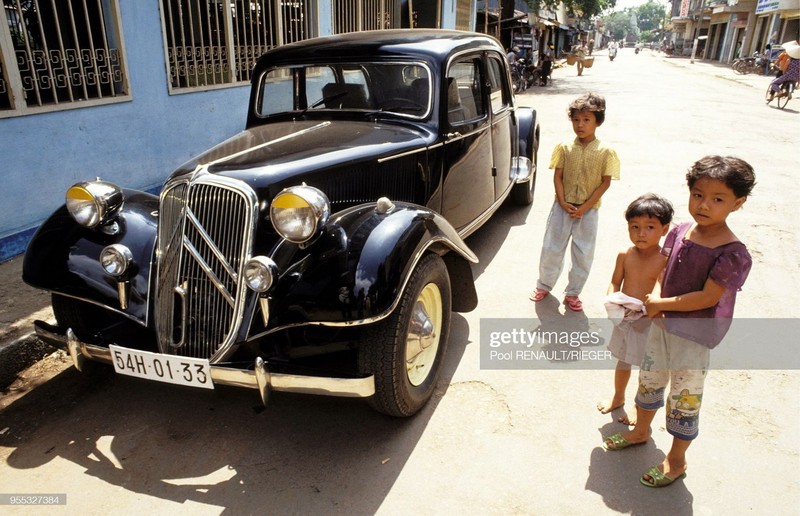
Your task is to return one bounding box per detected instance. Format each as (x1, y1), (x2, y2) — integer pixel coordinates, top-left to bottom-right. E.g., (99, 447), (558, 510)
(574, 42), (588, 76)
(597, 193), (674, 423)
(602, 155), (756, 489)
(530, 93), (620, 311)
(767, 40), (800, 102)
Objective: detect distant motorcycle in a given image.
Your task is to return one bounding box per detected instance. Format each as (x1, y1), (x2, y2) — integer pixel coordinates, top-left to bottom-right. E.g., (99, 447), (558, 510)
(609, 46), (617, 61)
(635, 47), (640, 55)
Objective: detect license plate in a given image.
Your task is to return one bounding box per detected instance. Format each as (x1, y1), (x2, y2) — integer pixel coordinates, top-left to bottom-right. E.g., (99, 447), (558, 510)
(109, 345), (213, 390)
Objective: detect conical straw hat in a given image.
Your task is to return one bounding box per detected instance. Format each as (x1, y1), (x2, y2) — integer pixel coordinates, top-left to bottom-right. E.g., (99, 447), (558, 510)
(781, 40), (800, 59)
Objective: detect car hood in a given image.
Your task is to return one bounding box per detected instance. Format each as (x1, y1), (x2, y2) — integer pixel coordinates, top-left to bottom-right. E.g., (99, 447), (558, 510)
(171, 120), (432, 184)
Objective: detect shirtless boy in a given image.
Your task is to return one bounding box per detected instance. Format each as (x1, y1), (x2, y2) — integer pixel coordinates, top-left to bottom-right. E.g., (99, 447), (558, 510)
(597, 193), (674, 423)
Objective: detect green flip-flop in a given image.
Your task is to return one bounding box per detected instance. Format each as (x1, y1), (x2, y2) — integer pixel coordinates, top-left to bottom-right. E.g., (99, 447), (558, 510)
(639, 466), (686, 487)
(602, 432), (646, 451)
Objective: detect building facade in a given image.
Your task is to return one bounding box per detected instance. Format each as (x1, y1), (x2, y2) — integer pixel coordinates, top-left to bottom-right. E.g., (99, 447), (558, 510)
(668, 0), (799, 62)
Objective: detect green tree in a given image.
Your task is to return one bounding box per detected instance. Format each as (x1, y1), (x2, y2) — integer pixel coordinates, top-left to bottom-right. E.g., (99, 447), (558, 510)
(602, 11), (632, 41)
(635, 1), (667, 33)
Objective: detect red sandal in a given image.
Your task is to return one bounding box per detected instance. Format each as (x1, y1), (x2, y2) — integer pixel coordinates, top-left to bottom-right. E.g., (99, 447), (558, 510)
(564, 295), (583, 311)
(529, 288), (549, 302)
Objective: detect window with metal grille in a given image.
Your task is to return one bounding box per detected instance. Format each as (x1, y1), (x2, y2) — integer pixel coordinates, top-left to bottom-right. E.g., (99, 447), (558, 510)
(159, 0), (316, 93)
(0, 0), (129, 118)
(332, 0), (397, 34)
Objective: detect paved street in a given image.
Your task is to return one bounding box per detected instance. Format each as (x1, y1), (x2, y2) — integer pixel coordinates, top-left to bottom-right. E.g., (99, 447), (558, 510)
(1, 48), (798, 515)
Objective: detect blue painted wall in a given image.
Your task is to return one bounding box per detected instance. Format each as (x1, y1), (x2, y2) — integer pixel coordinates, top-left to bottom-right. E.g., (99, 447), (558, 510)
(0, 0), (251, 262)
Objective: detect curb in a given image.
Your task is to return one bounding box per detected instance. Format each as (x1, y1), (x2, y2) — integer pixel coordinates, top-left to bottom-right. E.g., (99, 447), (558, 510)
(0, 333), (57, 390)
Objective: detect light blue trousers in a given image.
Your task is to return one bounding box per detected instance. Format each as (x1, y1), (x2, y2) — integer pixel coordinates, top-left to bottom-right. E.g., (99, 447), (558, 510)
(536, 200), (599, 296)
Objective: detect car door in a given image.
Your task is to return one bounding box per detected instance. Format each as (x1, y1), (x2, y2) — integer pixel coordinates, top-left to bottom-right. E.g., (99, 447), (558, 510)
(486, 53), (516, 202)
(440, 54), (494, 232)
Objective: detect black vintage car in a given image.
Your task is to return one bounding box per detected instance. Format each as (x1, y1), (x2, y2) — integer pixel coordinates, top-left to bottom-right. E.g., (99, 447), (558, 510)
(23, 29), (539, 416)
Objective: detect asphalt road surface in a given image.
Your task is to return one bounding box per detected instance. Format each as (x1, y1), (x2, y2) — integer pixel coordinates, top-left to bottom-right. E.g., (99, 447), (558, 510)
(1, 48), (798, 515)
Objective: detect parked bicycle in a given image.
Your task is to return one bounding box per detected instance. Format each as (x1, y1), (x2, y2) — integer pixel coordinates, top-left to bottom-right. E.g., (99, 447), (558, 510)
(732, 51), (768, 75)
(510, 58), (536, 93)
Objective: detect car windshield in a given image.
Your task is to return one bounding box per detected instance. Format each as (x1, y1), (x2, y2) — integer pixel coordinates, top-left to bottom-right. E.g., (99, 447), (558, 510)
(257, 62), (431, 119)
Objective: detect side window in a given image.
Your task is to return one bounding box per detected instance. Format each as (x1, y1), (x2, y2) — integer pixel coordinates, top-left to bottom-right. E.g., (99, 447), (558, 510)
(487, 57), (509, 113)
(446, 57), (485, 125)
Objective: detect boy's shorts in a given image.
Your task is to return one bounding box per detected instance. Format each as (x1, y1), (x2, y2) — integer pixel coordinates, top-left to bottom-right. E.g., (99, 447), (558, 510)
(607, 317), (650, 367)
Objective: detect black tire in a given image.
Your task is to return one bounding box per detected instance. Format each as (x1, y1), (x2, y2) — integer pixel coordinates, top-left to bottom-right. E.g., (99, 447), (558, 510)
(51, 294), (122, 373)
(52, 294), (115, 340)
(510, 127), (539, 206)
(766, 84), (774, 103)
(358, 254), (451, 417)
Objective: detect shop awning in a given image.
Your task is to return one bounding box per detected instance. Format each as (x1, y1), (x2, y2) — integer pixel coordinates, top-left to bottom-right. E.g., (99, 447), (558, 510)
(538, 19), (558, 27)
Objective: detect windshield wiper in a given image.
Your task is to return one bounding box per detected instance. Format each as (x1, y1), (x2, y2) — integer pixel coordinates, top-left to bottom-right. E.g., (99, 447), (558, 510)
(296, 91), (348, 117)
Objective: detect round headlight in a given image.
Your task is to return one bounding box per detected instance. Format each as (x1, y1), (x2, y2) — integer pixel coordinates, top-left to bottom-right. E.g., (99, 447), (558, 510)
(270, 186), (330, 243)
(100, 244), (133, 277)
(244, 256), (278, 292)
(66, 180), (124, 228)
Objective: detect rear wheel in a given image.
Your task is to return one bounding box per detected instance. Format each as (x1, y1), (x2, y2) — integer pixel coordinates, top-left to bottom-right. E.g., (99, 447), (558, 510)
(358, 254), (451, 417)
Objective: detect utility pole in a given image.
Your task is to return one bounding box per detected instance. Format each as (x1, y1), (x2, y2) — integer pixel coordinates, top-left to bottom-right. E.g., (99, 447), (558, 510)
(690, 0), (707, 64)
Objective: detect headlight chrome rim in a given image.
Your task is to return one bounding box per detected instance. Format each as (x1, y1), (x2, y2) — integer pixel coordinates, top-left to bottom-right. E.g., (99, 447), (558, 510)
(244, 256), (279, 292)
(269, 185), (330, 244)
(100, 244), (133, 278)
(66, 180), (124, 228)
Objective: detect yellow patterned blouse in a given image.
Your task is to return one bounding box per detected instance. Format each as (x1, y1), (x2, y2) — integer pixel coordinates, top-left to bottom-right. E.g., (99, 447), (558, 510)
(549, 138), (620, 209)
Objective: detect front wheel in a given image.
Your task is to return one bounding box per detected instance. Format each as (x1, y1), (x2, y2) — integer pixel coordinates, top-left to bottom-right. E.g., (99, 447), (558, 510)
(358, 254), (451, 417)
(511, 70), (522, 93)
(766, 83), (774, 103)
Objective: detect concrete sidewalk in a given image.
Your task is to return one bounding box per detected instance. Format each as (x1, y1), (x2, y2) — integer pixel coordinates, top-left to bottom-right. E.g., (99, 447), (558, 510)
(0, 256), (55, 389)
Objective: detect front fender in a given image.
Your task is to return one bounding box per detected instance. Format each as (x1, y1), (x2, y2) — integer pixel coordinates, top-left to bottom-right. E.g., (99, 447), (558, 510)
(22, 190), (159, 324)
(516, 106), (538, 164)
(265, 202), (478, 330)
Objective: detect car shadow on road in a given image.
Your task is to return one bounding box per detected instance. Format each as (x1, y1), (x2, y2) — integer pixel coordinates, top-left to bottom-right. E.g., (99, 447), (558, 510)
(465, 195), (534, 281)
(0, 315), (471, 514)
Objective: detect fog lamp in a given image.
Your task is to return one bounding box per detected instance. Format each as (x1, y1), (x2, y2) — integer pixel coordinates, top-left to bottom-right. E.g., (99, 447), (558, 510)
(244, 256), (278, 292)
(100, 244), (133, 277)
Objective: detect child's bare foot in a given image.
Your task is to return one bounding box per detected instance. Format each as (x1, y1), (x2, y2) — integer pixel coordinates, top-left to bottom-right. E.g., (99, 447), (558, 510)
(618, 411), (637, 425)
(597, 397), (624, 414)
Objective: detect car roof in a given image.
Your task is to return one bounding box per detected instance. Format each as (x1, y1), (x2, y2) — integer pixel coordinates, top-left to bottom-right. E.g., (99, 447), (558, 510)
(256, 29), (505, 65)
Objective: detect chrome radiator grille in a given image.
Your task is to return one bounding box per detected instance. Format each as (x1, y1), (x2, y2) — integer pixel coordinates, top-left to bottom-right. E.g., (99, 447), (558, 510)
(155, 176), (257, 361)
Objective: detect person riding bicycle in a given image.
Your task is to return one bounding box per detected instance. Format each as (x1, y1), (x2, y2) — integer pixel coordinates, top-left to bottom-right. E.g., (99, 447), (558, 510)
(767, 40), (800, 102)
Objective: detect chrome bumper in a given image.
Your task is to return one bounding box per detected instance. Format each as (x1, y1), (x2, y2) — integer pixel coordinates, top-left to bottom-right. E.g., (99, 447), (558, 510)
(33, 320), (375, 406)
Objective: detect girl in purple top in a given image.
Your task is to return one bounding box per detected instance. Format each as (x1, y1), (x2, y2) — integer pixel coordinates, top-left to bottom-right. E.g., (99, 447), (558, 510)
(601, 156), (756, 488)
